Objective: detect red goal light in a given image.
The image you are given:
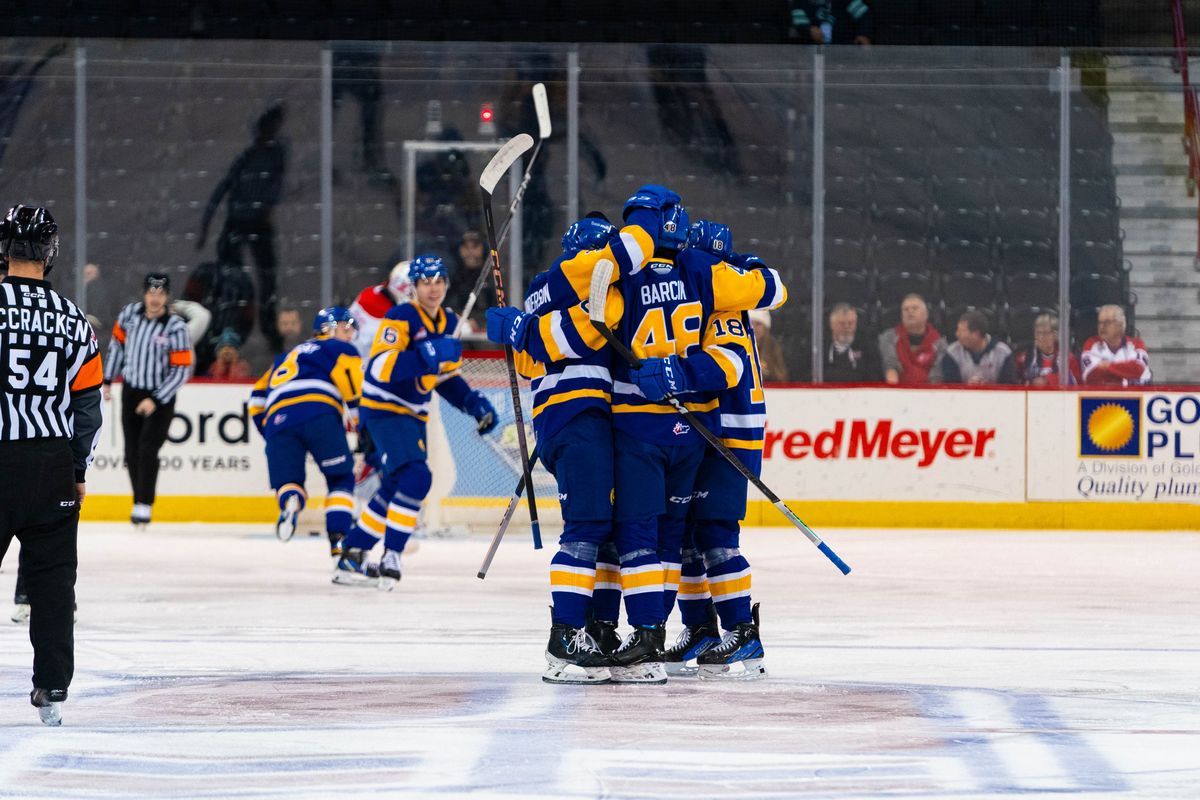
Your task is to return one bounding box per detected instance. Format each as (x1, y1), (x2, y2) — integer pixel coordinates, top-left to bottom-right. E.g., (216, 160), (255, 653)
(480, 105), (494, 123)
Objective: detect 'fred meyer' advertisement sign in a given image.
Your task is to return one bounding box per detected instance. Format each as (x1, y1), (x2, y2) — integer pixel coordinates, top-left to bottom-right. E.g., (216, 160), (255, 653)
(760, 388), (1026, 502)
(1027, 392), (1200, 503)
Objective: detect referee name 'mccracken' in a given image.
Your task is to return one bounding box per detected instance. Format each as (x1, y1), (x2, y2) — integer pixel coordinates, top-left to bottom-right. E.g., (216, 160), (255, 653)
(0, 303), (94, 340)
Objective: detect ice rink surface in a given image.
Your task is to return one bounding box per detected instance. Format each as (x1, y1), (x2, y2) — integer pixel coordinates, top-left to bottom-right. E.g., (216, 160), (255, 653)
(1, 522), (1198, 799)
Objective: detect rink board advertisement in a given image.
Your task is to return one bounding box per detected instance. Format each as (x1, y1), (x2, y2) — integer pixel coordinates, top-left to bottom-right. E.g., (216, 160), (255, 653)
(1026, 391), (1200, 505)
(83, 382), (1200, 528)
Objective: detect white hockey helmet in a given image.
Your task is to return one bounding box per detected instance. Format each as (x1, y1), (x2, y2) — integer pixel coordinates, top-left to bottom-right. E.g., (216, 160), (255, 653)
(387, 260), (414, 303)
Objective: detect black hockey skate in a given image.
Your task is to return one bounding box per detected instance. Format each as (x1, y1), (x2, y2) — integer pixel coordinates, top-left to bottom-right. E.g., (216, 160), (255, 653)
(331, 548), (379, 587)
(585, 618), (621, 657)
(665, 605), (721, 677)
(327, 531), (344, 560)
(697, 603), (766, 681)
(543, 622), (612, 684)
(377, 549), (402, 592)
(31, 688), (66, 727)
(610, 623), (667, 684)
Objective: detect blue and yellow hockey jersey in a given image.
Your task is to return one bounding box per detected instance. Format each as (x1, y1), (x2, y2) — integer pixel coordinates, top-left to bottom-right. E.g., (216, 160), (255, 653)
(249, 338), (362, 437)
(515, 250), (785, 446)
(361, 300), (473, 422)
(707, 310), (767, 472)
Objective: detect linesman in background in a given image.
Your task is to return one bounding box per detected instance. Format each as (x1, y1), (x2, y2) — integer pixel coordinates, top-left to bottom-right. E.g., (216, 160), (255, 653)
(0, 204), (104, 726)
(102, 273), (193, 528)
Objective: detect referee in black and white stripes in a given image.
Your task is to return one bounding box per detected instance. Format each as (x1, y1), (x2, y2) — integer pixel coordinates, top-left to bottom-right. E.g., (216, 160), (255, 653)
(102, 273), (193, 527)
(0, 204), (104, 726)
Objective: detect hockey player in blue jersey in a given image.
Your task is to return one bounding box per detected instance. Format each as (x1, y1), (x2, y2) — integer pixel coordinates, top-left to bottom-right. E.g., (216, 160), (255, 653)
(654, 221), (768, 681)
(248, 307), (362, 553)
(491, 186), (786, 683)
(335, 254), (497, 589)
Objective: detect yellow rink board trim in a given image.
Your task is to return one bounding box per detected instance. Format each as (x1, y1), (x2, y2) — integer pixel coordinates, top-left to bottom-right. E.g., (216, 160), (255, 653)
(81, 495), (1199, 530)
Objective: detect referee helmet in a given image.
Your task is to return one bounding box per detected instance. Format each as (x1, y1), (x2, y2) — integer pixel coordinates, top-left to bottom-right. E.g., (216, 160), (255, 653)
(0, 205), (59, 274)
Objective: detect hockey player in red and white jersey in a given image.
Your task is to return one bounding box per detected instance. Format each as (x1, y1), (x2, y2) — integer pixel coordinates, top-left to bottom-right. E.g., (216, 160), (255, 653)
(1080, 304), (1151, 386)
(348, 260), (413, 361)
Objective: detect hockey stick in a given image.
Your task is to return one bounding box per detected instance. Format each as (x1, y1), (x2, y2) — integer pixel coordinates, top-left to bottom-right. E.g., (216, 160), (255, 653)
(480, 133), (542, 551)
(457, 83), (552, 333)
(476, 446), (540, 579)
(586, 260), (851, 576)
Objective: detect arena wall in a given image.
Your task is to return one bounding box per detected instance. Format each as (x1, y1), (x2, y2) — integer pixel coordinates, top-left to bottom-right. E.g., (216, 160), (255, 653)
(82, 381), (1200, 530)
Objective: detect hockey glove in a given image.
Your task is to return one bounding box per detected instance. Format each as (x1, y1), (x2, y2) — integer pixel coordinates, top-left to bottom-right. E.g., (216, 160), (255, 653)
(630, 355), (690, 402)
(733, 252), (766, 271)
(485, 306), (535, 351)
(688, 219), (733, 257)
(465, 390), (498, 435)
(622, 184), (682, 220)
(416, 338), (463, 373)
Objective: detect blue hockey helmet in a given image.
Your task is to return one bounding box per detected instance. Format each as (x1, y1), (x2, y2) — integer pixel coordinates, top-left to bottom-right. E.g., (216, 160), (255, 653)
(561, 212), (617, 258)
(409, 253), (450, 285)
(312, 306), (356, 338)
(658, 202), (690, 251)
(688, 219), (732, 256)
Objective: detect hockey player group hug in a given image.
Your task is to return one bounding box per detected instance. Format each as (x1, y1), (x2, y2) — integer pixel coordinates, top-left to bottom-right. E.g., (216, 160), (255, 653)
(246, 183), (785, 686)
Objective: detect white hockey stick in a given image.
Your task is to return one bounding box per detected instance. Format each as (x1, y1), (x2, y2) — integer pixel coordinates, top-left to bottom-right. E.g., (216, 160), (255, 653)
(479, 134), (542, 550)
(457, 83), (552, 333)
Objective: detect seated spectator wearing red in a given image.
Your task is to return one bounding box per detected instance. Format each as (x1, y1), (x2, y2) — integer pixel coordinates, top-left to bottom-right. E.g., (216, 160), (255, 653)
(941, 310), (1017, 385)
(1081, 304), (1151, 386)
(878, 293), (947, 384)
(824, 302), (880, 383)
(1014, 312), (1081, 386)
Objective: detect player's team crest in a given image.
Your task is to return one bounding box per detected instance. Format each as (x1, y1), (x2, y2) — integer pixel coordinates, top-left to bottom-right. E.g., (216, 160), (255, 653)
(672, 421), (690, 436)
(1079, 396), (1141, 457)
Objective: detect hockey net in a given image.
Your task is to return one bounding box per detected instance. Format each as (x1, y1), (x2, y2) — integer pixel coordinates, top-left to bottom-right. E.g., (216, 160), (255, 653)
(422, 352), (559, 535)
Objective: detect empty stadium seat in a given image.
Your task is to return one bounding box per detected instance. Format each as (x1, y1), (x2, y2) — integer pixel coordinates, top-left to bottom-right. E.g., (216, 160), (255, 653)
(1005, 271), (1060, 307)
(933, 239), (993, 275)
(941, 270), (997, 308)
(870, 237), (930, 275)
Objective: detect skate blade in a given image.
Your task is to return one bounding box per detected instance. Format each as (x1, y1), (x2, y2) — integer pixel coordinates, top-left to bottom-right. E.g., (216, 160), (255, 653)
(698, 658), (767, 682)
(665, 659), (699, 677)
(331, 570), (376, 587)
(610, 662), (667, 684)
(377, 575), (400, 592)
(37, 703), (62, 726)
(11, 604), (30, 624)
(542, 657), (611, 685)
(275, 518), (296, 542)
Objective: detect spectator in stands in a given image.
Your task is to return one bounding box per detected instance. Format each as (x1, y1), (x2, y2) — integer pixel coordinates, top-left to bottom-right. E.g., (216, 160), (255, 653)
(415, 127), (479, 257)
(205, 329), (253, 380)
(171, 297), (212, 366)
(445, 230), (494, 329)
(749, 309), (789, 382)
(183, 260), (256, 375)
(332, 48), (389, 183)
(1081, 305), (1151, 386)
(789, 1), (873, 45)
(1014, 312), (1081, 386)
(276, 309), (305, 352)
(878, 294), (946, 384)
(196, 102), (288, 354)
(82, 262), (114, 331)
(824, 303), (880, 383)
(941, 310), (1017, 385)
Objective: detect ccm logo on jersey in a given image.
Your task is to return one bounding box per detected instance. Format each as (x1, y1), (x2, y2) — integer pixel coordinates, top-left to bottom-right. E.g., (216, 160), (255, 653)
(763, 420), (996, 468)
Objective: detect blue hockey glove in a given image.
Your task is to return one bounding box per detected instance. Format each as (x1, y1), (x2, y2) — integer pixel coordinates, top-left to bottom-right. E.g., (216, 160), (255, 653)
(622, 184), (682, 220)
(416, 338), (463, 373)
(733, 252), (766, 271)
(465, 390), (498, 435)
(629, 355), (690, 402)
(688, 219), (733, 257)
(485, 306), (535, 350)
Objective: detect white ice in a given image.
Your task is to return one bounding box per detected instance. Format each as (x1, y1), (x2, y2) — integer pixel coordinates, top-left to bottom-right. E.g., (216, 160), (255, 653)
(2, 523), (1198, 799)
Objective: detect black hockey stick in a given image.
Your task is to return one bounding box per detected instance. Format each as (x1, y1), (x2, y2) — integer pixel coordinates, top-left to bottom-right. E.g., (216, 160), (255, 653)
(586, 259), (851, 575)
(477, 446), (540, 579)
(457, 83), (552, 333)
(480, 134), (542, 551)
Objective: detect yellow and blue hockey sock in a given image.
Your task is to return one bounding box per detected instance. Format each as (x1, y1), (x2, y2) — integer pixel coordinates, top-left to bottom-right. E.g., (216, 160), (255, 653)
(619, 548), (666, 628)
(550, 540), (598, 628)
(677, 545), (713, 627)
(323, 474), (355, 536)
(704, 546), (752, 629)
(277, 483), (306, 512)
(591, 542), (622, 624)
(341, 490), (385, 552)
(381, 462), (432, 553)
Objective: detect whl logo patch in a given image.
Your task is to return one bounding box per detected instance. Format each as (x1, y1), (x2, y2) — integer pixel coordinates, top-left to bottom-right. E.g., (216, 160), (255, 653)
(1080, 396), (1141, 457)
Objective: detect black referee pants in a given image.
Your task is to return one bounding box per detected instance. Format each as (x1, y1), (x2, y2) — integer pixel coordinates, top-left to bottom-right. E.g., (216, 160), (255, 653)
(0, 439), (79, 694)
(122, 386), (175, 507)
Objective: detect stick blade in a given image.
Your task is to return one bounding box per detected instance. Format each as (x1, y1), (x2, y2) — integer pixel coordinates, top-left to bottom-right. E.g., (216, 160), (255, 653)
(588, 259), (615, 324)
(480, 133), (535, 193)
(532, 83), (552, 139)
